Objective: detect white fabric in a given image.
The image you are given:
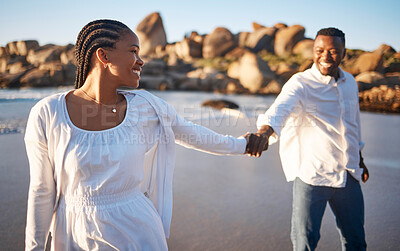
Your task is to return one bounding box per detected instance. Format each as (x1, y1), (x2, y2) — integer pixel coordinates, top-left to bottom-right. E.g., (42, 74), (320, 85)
(257, 64), (364, 188)
(24, 90), (246, 250)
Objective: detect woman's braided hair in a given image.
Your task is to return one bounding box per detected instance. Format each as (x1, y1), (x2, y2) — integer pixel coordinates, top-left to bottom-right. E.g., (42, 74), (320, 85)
(74, 19), (131, 89)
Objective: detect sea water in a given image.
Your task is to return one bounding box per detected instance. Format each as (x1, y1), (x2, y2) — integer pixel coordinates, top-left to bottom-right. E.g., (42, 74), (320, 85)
(0, 87), (399, 169)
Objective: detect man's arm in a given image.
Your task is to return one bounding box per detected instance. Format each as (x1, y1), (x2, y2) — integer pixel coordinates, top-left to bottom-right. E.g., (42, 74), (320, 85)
(246, 125), (275, 157)
(360, 151), (369, 183)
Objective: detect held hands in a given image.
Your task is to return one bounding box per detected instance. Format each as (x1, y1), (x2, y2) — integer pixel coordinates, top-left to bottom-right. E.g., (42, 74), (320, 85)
(242, 125), (274, 158)
(360, 152), (369, 183)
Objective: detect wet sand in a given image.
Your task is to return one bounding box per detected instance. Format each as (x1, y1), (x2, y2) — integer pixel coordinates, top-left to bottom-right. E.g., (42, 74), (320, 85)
(1, 116), (400, 250)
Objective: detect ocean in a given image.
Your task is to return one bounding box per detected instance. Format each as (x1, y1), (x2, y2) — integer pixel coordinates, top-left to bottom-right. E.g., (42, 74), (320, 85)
(1, 87), (398, 169)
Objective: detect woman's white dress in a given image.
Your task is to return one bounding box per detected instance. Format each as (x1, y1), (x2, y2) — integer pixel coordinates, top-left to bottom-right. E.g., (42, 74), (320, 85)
(24, 90), (246, 251)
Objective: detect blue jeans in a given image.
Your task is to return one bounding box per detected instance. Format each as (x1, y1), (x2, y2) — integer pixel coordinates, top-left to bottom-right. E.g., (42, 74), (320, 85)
(291, 174), (366, 251)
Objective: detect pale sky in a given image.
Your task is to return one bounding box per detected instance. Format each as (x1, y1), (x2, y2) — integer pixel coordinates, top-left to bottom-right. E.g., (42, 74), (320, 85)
(0, 0), (399, 51)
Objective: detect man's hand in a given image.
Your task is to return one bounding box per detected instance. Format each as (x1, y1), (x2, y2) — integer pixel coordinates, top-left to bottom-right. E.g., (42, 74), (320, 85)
(245, 125), (274, 158)
(360, 151), (369, 183)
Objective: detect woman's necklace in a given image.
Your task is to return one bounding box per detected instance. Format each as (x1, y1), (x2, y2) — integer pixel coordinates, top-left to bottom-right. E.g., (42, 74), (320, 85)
(80, 88), (118, 113)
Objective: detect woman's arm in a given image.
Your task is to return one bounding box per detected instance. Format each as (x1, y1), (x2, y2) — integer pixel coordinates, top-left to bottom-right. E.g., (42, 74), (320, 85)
(24, 107), (56, 251)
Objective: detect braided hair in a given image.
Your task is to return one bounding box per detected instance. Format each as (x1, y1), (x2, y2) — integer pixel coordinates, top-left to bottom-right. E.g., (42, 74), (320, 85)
(74, 19), (131, 89)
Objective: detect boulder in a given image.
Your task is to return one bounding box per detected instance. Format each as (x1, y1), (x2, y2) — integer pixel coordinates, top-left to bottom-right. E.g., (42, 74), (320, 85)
(0, 58), (7, 73)
(237, 32), (250, 47)
(141, 59), (166, 75)
(274, 23), (287, 30)
(227, 61), (241, 79)
(292, 39), (314, 59)
(385, 62), (400, 73)
(0, 47), (9, 58)
(203, 27), (236, 59)
(201, 99), (239, 110)
(374, 44), (396, 56)
(7, 61), (29, 74)
(274, 25), (305, 57)
(19, 69), (53, 87)
(252, 22), (265, 31)
(355, 71), (387, 91)
(26, 44), (66, 65)
(385, 72), (400, 87)
(352, 52), (384, 75)
(60, 45), (76, 65)
(237, 51), (275, 93)
(136, 12), (167, 56)
(175, 38), (202, 60)
(245, 27), (276, 53)
(359, 85), (400, 113)
(188, 31), (204, 44)
(258, 79), (284, 94)
(6, 40), (39, 56)
(138, 75), (173, 90)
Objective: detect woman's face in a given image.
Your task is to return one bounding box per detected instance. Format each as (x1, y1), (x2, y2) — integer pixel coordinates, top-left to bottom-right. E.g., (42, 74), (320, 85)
(106, 30), (144, 88)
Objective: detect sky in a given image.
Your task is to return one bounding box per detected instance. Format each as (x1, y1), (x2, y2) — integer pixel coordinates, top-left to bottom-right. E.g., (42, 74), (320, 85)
(0, 0), (399, 52)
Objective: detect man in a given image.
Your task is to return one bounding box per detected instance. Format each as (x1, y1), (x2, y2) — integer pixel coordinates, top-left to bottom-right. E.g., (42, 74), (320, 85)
(246, 28), (369, 250)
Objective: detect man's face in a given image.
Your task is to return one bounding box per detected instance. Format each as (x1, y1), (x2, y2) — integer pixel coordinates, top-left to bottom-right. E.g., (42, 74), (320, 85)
(313, 35), (345, 78)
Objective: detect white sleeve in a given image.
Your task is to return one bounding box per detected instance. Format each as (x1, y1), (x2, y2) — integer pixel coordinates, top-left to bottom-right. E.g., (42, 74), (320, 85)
(257, 76), (304, 144)
(24, 106), (56, 251)
(171, 105), (246, 155)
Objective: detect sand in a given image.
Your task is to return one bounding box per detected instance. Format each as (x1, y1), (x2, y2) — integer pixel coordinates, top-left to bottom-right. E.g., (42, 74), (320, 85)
(1, 116), (400, 250)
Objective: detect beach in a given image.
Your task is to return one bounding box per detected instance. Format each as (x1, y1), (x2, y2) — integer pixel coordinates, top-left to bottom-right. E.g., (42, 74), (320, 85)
(1, 90), (400, 250)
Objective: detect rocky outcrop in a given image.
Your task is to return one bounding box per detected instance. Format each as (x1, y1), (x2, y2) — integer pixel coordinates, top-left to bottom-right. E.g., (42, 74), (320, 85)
(203, 27), (236, 59)
(1, 14), (399, 114)
(292, 39), (314, 59)
(351, 51), (384, 75)
(359, 85), (400, 113)
(235, 51), (275, 93)
(245, 27), (276, 53)
(136, 12), (167, 56)
(274, 25), (305, 57)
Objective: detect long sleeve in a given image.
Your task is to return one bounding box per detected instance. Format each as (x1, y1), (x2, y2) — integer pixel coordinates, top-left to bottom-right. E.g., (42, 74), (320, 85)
(24, 106), (56, 251)
(257, 76), (304, 144)
(171, 107), (246, 155)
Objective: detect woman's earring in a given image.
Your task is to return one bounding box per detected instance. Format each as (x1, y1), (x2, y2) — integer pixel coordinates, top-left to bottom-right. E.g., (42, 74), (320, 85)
(104, 64), (107, 69)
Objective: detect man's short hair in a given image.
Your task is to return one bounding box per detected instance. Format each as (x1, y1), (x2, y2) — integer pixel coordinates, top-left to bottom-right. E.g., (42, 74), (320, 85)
(316, 27), (345, 47)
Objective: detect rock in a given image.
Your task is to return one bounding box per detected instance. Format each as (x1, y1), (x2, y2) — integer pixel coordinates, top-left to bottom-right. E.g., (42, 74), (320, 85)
(374, 44), (396, 56)
(355, 71), (387, 91)
(351, 52), (384, 75)
(0, 47), (9, 58)
(26, 44), (66, 66)
(385, 73), (400, 87)
(175, 38), (202, 60)
(245, 27), (276, 53)
(201, 99), (239, 110)
(227, 61), (241, 79)
(274, 23), (287, 30)
(138, 75), (173, 90)
(19, 69), (53, 87)
(237, 51), (275, 93)
(60, 45), (76, 65)
(258, 79), (284, 94)
(7, 61), (29, 74)
(225, 47), (248, 60)
(6, 40), (39, 56)
(188, 31), (204, 44)
(178, 77), (201, 90)
(141, 59), (166, 75)
(203, 27), (236, 58)
(385, 62), (400, 73)
(292, 39), (314, 59)
(359, 85), (400, 113)
(237, 32), (250, 48)
(0, 58), (7, 73)
(252, 22), (265, 31)
(136, 12), (167, 56)
(274, 25), (305, 57)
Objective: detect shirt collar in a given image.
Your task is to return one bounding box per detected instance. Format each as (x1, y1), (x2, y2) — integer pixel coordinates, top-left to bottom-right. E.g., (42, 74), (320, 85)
(310, 63), (346, 85)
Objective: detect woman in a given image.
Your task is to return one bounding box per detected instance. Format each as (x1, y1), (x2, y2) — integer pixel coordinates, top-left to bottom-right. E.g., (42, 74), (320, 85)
(25, 19), (248, 250)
